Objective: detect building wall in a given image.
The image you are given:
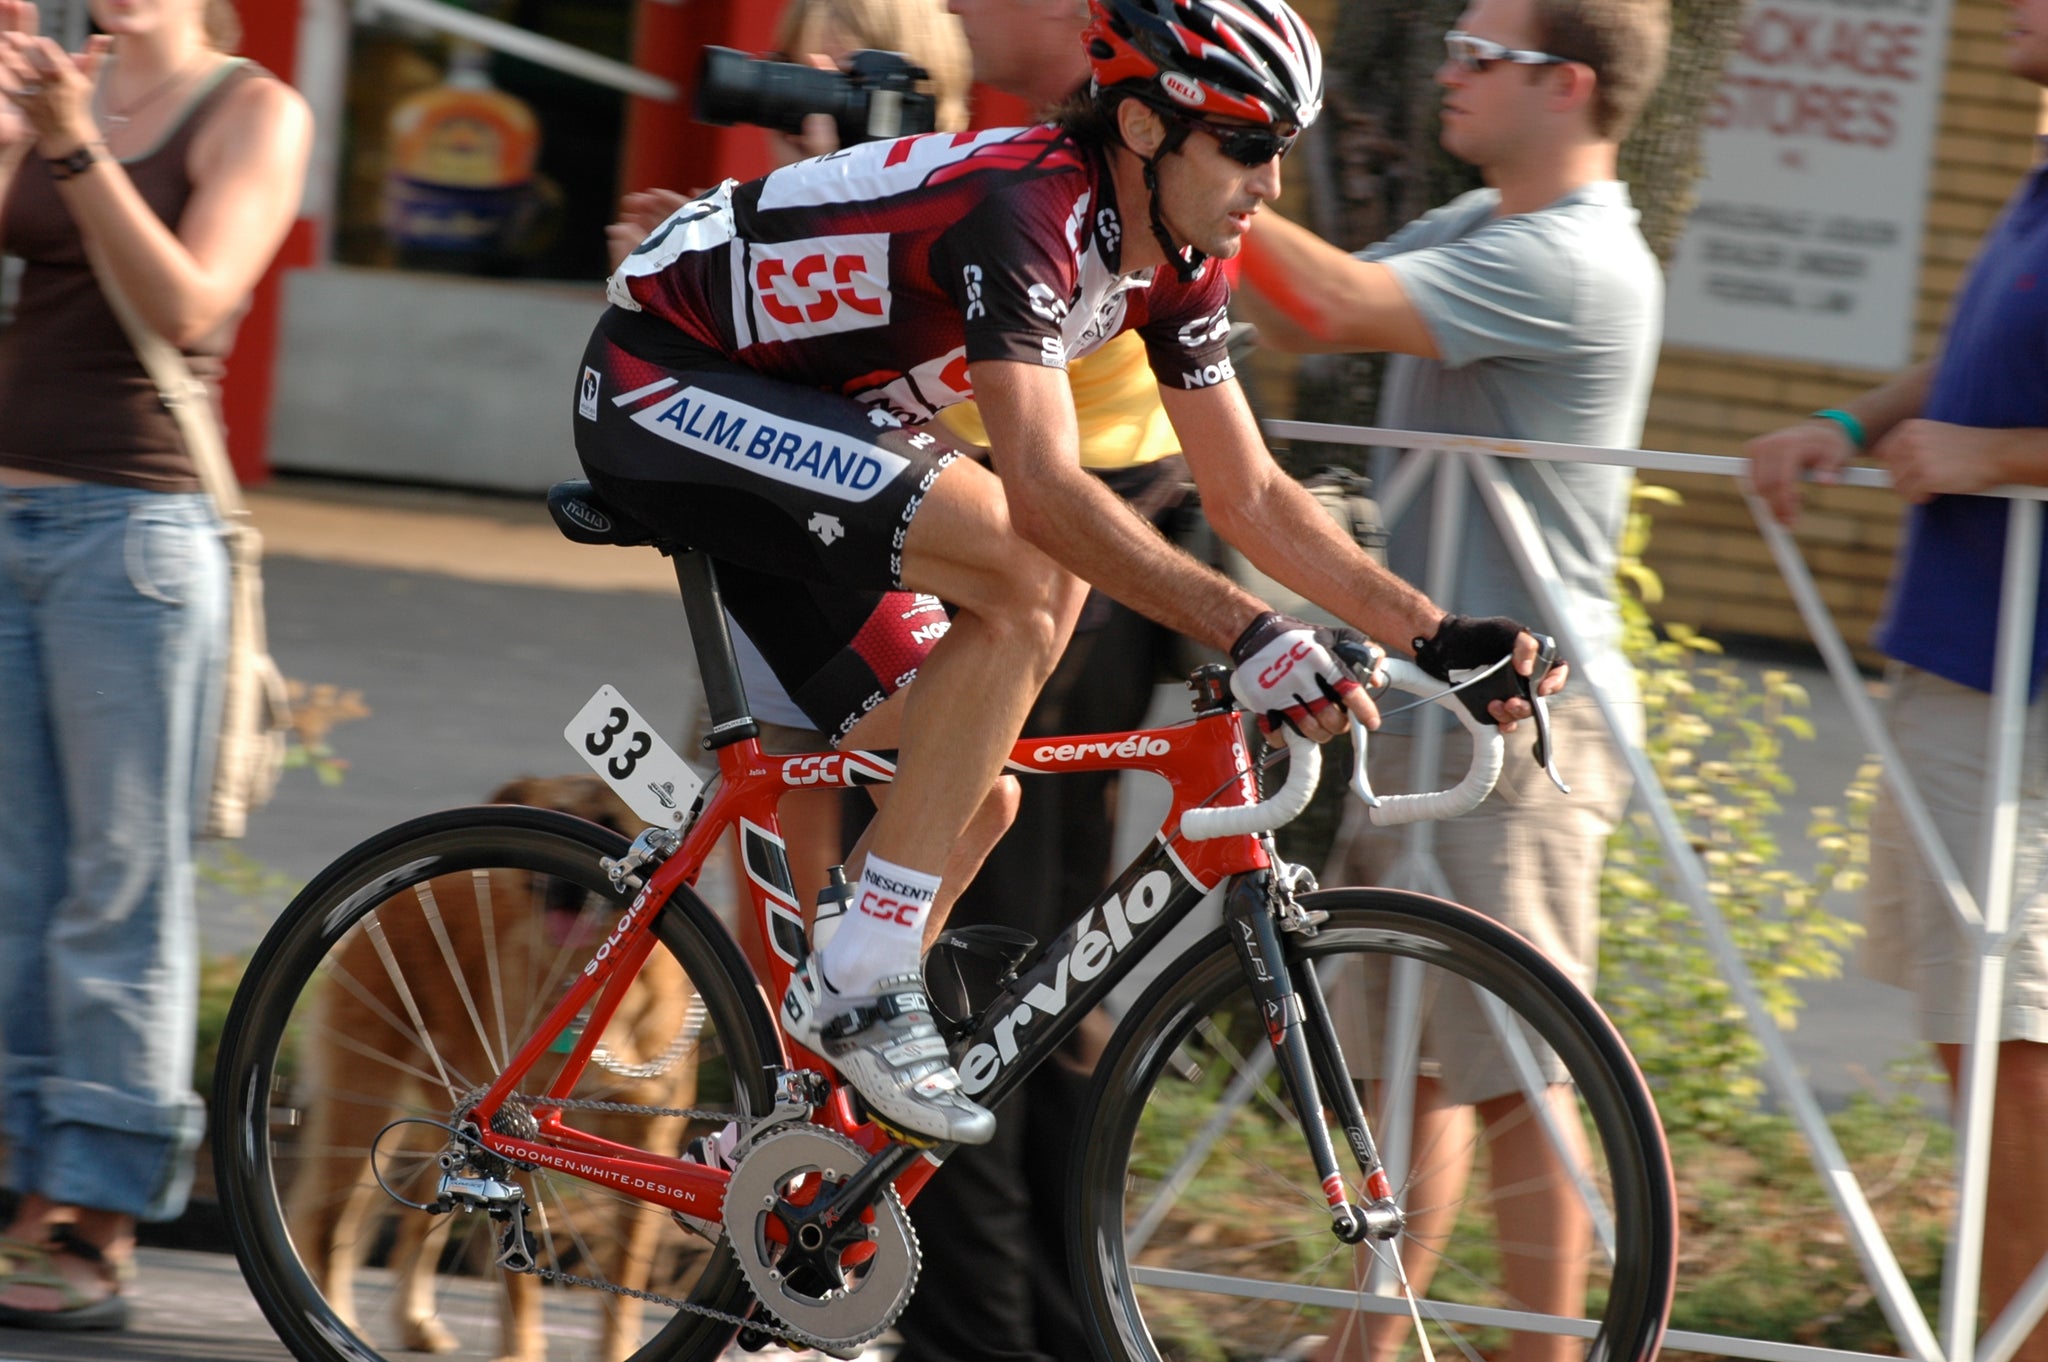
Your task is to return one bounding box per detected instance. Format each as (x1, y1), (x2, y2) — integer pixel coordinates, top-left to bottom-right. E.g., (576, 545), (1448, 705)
(1638, 0), (2045, 655)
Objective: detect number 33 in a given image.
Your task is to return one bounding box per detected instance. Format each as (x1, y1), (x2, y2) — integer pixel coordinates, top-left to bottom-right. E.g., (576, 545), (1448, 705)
(584, 706), (652, 778)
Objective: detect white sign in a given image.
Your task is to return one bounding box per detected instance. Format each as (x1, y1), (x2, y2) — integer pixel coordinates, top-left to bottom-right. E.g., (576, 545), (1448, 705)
(1664, 0), (1955, 371)
(564, 685), (703, 829)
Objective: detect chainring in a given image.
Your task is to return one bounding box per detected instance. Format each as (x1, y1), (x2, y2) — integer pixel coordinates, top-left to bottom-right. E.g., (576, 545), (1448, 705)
(724, 1124), (919, 1354)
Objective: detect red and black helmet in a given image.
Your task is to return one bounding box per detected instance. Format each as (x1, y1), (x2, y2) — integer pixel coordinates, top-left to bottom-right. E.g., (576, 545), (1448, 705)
(1084, 0), (1325, 129)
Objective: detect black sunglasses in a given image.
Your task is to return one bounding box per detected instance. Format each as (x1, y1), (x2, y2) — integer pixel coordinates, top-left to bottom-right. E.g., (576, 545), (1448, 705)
(1166, 109), (1300, 167)
(1443, 30), (1572, 73)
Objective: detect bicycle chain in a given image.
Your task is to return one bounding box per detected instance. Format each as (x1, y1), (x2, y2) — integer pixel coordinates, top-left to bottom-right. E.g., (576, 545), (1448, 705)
(524, 1257), (807, 1349)
(510, 1092), (733, 1121)
(489, 1095), (870, 1354)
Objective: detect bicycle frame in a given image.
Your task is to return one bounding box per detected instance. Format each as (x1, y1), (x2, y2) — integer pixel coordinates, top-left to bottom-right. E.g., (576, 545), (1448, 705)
(460, 700), (1307, 1235)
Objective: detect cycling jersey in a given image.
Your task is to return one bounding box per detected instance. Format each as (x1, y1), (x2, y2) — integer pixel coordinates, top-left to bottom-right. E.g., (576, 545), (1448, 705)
(575, 121), (1236, 747)
(605, 124), (1238, 424)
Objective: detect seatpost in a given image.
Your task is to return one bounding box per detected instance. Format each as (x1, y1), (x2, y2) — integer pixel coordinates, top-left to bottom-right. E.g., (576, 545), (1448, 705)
(671, 550), (760, 749)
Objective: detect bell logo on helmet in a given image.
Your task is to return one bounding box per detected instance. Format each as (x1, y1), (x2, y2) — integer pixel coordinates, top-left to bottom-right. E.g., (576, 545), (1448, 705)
(1160, 71), (1207, 107)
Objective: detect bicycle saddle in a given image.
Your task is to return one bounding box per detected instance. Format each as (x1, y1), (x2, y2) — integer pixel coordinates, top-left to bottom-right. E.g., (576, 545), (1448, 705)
(546, 479), (669, 549)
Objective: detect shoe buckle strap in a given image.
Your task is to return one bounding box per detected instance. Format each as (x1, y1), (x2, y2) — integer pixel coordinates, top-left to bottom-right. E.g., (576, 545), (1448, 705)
(817, 989), (932, 1043)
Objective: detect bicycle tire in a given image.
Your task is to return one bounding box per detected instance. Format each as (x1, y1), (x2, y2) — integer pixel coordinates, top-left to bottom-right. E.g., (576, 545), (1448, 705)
(213, 805), (782, 1362)
(1071, 886), (1675, 1362)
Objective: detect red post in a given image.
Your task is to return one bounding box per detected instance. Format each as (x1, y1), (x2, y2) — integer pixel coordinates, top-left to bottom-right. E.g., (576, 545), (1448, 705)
(224, 0), (313, 485)
(621, 0), (783, 199)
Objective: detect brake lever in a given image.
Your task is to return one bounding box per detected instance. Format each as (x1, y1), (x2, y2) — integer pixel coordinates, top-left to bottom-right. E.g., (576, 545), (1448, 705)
(1332, 637), (1387, 688)
(1524, 636), (1569, 795)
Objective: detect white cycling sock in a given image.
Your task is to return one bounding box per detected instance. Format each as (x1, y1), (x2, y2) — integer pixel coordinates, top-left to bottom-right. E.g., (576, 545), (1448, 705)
(817, 854), (941, 998)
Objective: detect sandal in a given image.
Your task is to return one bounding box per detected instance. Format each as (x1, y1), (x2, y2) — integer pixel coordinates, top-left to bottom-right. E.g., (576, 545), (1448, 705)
(0, 1225), (132, 1331)
(0, 1236), (52, 1271)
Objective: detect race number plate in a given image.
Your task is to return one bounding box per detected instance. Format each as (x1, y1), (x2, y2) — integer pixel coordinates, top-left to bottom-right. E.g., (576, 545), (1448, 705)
(564, 685), (703, 829)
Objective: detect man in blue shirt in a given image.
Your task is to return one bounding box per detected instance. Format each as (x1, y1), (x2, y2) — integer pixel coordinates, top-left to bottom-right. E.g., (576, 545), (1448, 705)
(1749, 1), (2048, 1347)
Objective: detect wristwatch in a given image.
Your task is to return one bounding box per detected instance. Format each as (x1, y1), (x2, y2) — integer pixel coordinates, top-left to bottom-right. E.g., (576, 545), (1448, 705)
(45, 143), (103, 182)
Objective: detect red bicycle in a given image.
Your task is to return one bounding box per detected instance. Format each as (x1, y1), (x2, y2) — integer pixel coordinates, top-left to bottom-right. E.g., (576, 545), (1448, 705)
(213, 480), (1675, 1362)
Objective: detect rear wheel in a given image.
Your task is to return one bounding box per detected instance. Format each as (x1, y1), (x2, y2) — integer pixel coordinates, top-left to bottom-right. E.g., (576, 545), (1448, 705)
(1071, 887), (1675, 1362)
(213, 806), (781, 1362)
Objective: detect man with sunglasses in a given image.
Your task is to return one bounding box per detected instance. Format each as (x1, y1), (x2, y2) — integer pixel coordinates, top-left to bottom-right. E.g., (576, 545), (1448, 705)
(1235, 2), (1667, 1359)
(583, 0), (1564, 1153)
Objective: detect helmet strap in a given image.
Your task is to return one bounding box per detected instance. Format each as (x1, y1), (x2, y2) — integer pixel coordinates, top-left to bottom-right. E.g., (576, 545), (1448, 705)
(1138, 118), (1206, 283)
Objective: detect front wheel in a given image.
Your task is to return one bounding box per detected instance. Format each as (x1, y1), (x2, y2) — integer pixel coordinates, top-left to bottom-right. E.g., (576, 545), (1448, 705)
(212, 806), (783, 1362)
(1071, 887), (1675, 1362)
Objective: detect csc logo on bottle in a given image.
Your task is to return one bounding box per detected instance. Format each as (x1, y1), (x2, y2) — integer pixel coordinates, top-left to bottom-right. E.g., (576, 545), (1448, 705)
(748, 233), (892, 342)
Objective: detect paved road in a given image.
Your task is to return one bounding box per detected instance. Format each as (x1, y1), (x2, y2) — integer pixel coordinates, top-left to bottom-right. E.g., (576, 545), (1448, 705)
(0, 1246), (887, 1361)
(0, 1249), (288, 1362)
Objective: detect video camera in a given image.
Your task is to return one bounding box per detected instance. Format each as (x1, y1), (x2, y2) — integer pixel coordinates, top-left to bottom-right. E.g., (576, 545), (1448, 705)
(694, 47), (939, 148)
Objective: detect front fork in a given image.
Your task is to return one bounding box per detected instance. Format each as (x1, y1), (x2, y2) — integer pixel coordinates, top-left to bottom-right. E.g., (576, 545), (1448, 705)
(1223, 870), (1404, 1245)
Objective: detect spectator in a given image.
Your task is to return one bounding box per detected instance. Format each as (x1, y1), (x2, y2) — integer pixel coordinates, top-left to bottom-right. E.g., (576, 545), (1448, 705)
(0, 0), (311, 1330)
(1237, 0), (1667, 1356)
(766, 0), (972, 165)
(1747, 0), (2048, 1349)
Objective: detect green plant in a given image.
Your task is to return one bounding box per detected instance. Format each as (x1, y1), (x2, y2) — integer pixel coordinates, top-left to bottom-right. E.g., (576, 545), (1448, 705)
(283, 679), (371, 786)
(1599, 483), (1877, 1137)
(1664, 1067), (1952, 1354)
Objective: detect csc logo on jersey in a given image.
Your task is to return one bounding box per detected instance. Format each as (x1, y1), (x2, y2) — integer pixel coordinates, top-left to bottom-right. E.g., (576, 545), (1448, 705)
(1027, 282), (1069, 324)
(1177, 306), (1232, 350)
(746, 233), (891, 343)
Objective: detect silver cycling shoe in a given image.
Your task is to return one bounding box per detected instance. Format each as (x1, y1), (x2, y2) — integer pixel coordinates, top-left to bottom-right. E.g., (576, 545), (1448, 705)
(782, 961), (995, 1147)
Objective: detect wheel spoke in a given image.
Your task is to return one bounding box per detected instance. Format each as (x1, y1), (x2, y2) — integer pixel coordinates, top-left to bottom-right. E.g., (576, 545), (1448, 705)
(211, 811), (776, 1362)
(1075, 893), (1673, 1362)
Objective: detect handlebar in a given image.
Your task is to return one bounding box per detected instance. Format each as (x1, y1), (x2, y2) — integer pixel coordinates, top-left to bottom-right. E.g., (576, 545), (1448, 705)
(1349, 658), (1504, 826)
(1178, 654), (1559, 841)
(1178, 729), (1323, 841)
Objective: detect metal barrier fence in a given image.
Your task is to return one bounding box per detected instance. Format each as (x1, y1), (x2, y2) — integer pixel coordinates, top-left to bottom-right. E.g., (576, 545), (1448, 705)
(1263, 419), (2048, 1362)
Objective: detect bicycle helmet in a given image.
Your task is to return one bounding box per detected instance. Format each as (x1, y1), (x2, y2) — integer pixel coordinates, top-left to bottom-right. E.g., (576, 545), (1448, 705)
(1082, 0), (1323, 279)
(1085, 0), (1324, 131)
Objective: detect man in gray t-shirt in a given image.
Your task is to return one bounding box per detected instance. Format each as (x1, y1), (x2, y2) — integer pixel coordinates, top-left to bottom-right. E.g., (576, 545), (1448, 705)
(1363, 180), (1659, 703)
(1240, 0), (1668, 1358)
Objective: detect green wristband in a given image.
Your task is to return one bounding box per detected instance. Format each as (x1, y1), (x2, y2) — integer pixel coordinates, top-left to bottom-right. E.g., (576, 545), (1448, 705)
(1810, 407), (1867, 453)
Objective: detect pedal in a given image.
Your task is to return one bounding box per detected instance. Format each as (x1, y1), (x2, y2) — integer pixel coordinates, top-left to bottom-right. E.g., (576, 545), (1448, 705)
(867, 1110), (944, 1150)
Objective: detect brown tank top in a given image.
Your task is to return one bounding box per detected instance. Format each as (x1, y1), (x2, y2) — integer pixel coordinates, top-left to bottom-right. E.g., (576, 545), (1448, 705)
(0, 60), (264, 492)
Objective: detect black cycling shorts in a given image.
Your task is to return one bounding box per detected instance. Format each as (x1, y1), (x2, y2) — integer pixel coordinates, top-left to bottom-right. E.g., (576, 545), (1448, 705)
(573, 309), (967, 743)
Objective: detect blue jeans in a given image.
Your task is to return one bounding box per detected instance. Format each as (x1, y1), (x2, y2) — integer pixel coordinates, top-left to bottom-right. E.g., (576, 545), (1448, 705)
(0, 482), (227, 1221)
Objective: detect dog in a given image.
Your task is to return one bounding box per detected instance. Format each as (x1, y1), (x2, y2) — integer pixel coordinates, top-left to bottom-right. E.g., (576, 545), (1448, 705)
(287, 775), (710, 1362)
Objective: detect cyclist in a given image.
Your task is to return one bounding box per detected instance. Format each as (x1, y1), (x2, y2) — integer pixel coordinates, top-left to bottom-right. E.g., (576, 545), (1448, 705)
(576, 0), (1564, 1147)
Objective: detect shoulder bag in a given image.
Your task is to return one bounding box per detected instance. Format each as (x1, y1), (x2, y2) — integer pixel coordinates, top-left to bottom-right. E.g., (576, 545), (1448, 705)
(85, 240), (291, 839)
